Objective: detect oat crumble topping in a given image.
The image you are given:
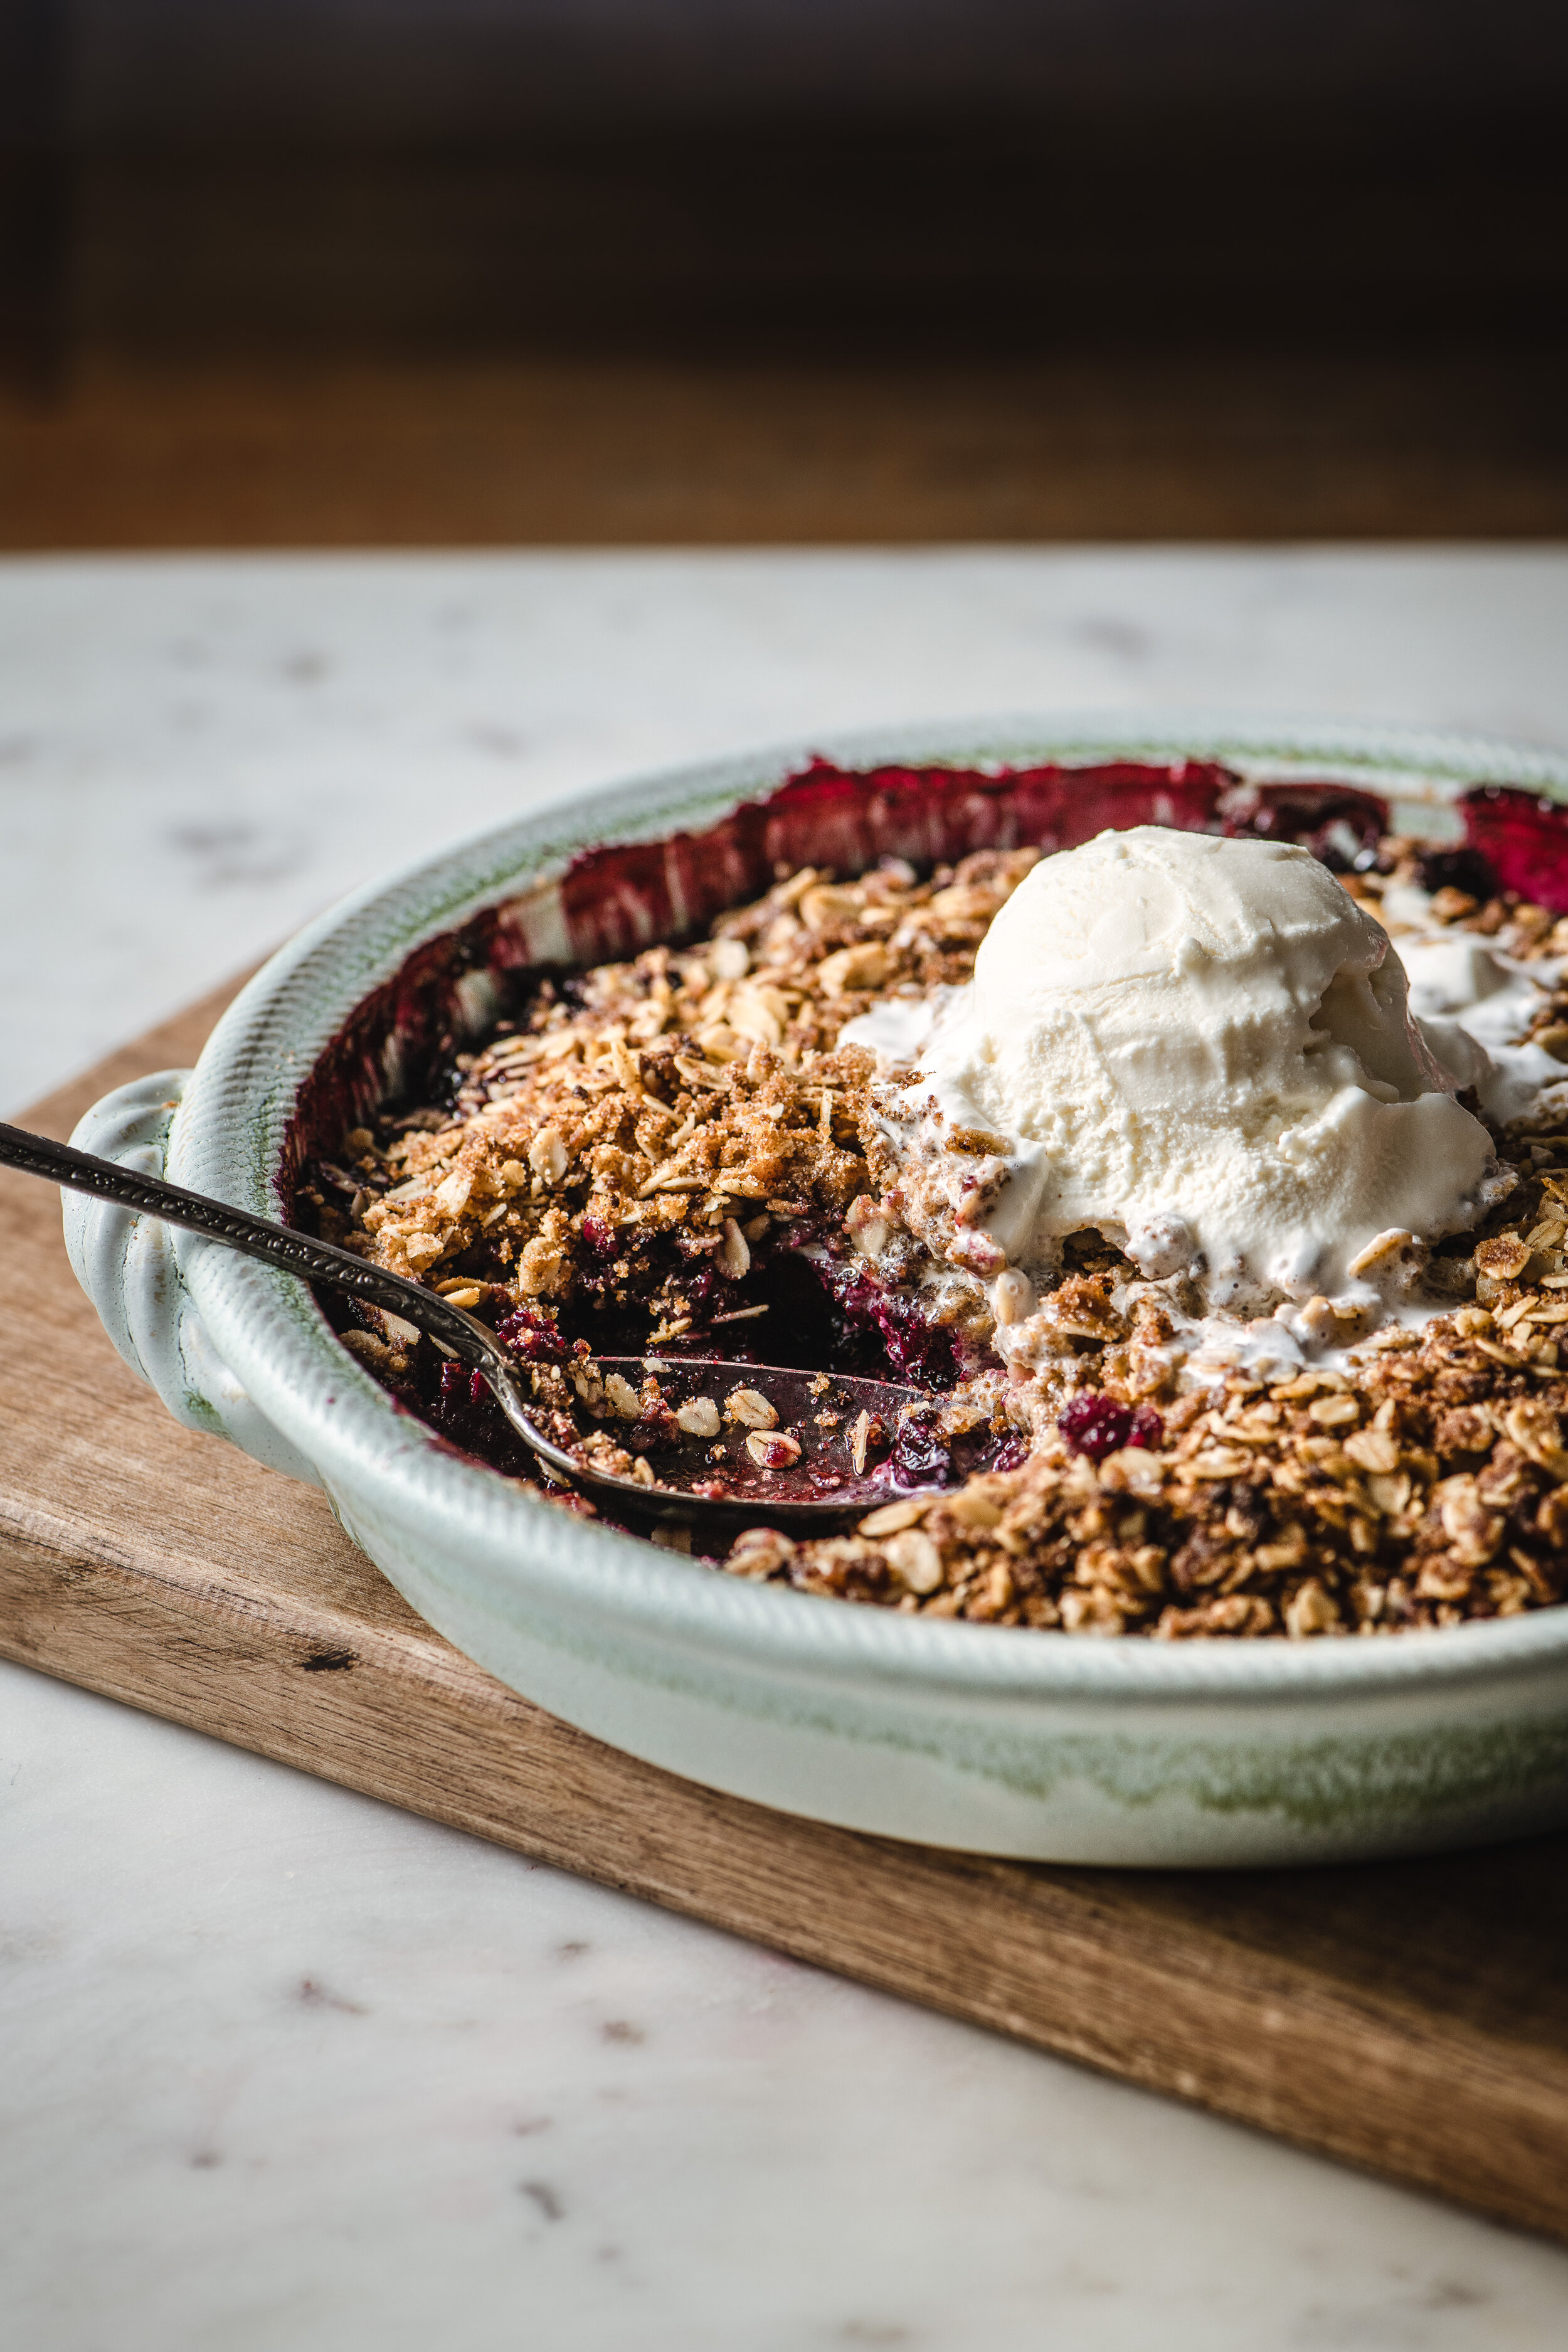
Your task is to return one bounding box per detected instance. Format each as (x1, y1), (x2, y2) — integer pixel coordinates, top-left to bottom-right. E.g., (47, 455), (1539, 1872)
(302, 812), (1568, 1639)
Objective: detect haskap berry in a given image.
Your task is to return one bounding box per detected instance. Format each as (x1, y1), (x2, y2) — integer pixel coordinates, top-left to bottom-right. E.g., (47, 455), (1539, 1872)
(1057, 1392), (1163, 1464)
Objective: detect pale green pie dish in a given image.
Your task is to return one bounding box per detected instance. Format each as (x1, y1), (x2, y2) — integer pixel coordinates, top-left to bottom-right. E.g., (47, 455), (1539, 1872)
(63, 714), (1568, 1865)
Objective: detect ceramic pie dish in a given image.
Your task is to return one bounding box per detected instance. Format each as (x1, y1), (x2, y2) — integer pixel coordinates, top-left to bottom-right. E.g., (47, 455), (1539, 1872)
(64, 714), (1568, 1865)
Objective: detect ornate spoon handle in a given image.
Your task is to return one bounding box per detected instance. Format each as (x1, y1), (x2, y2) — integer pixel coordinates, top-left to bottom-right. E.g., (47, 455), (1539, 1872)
(0, 1121), (495, 1368)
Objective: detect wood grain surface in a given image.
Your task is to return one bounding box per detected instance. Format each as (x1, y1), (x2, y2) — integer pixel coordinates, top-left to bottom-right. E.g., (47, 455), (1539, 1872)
(8, 346), (1568, 549)
(4, 983), (1568, 2241)
(6, 118), (1568, 547)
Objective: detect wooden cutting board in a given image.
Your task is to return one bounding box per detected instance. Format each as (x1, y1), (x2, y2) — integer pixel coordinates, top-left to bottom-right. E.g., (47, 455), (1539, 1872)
(5, 980), (1568, 2242)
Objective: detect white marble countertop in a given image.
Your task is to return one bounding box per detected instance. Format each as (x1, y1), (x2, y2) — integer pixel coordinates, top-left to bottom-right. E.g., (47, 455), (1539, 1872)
(6, 549), (1568, 2349)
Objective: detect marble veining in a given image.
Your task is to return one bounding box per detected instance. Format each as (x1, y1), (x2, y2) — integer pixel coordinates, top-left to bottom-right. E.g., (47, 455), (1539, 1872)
(6, 1665), (1568, 2352)
(6, 552), (1568, 2344)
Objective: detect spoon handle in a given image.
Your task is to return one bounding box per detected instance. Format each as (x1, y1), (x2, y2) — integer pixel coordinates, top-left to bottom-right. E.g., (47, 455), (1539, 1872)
(0, 1120), (495, 1368)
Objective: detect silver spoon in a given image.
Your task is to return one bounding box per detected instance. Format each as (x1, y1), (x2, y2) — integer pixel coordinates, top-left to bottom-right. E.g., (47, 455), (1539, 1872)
(2, 1120), (982, 1530)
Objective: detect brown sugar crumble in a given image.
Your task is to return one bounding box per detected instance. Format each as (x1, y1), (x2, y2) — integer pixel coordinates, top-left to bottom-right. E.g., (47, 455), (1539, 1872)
(304, 818), (1568, 1640)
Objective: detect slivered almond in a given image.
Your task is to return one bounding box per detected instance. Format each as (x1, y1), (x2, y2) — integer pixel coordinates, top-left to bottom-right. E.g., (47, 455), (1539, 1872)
(818, 942), (890, 995)
(800, 884), (862, 932)
(746, 1431), (802, 1469)
(1185, 1447), (1253, 1479)
(1367, 1471), (1412, 1517)
(1270, 1372), (1346, 1400)
(1348, 1227), (1416, 1277)
(1254, 1523), (1309, 1570)
(528, 1127), (568, 1186)
(1285, 1581), (1340, 1638)
(945, 1488), (1004, 1530)
(726, 1386), (779, 1430)
(859, 1498), (929, 1537)
(608, 1038), (645, 1094)
(1505, 1399), (1568, 1482)
(882, 1529), (943, 1595)
(992, 1268), (1034, 1327)
(674, 1054), (730, 1090)
(728, 985), (793, 1048)
(847, 1194), (890, 1260)
(719, 1217), (751, 1279)
(1343, 1428), (1399, 1474)
(707, 936), (751, 980)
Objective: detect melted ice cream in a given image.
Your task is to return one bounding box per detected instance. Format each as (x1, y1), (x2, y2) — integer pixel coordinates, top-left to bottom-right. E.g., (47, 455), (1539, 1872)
(882, 827), (1510, 1310)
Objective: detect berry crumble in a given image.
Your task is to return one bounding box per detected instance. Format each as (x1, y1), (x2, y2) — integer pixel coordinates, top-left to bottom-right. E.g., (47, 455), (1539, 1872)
(297, 760), (1568, 1640)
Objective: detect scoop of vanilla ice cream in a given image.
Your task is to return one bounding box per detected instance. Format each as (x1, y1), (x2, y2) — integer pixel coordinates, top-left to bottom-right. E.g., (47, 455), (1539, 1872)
(914, 825), (1500, 1304)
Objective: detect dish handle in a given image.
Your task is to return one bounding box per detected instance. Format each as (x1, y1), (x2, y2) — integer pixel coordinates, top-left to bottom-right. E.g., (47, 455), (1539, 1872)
(62, 1071), (322, 1487)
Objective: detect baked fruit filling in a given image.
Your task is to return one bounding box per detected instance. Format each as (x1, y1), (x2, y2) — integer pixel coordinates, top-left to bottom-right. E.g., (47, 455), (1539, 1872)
(300, 761), (1568, 1640)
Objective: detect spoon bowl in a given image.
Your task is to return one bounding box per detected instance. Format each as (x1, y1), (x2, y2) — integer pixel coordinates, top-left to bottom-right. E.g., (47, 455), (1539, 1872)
(501, 1350), (993, 1529)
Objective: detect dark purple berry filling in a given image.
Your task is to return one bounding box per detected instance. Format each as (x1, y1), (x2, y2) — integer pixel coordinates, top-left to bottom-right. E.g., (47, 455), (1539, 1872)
(1057, 1393), (1163, 1464)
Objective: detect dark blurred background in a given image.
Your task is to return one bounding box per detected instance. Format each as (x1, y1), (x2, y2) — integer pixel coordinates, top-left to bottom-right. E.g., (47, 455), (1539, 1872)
(4, 0), (1568, 543)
